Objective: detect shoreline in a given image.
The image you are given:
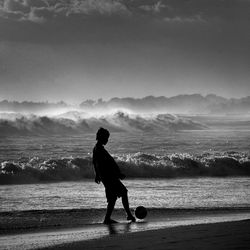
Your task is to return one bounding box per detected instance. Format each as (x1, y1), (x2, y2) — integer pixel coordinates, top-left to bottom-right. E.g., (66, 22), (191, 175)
(1, 207), (250, 235)
(41, 219), (250, 250)
(1, 212), (250, 250)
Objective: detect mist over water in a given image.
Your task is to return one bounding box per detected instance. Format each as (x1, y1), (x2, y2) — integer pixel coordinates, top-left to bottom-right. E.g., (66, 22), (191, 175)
(0, 111), (207, 136)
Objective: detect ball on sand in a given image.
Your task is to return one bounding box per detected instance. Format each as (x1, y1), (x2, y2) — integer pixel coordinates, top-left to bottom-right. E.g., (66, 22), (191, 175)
(135, 206), (147, 219)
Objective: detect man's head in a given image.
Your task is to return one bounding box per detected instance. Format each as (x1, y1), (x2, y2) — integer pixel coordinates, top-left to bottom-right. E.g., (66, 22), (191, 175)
(96, 127), (110, 145)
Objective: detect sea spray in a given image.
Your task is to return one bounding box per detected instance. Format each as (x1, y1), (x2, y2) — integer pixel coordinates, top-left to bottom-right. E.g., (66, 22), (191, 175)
(0, 112), (206, 136)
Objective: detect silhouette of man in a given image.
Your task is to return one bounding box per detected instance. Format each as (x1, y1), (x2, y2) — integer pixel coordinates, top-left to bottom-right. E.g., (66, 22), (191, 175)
(93, 127), (136, 224)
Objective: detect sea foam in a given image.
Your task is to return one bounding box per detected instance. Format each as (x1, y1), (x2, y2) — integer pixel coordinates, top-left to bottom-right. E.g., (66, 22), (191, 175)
(0, 111), (206, 136)
(1, 151), (249, 184)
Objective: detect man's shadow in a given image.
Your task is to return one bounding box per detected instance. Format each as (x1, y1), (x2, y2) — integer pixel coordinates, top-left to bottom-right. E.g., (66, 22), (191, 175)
(107, 222), (132, 235)
(106, 220), (148, 235)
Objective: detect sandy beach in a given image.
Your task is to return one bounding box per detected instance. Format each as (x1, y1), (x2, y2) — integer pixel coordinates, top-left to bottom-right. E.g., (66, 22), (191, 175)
(42, 220), (250, 250)
(1, 215), (249, 250)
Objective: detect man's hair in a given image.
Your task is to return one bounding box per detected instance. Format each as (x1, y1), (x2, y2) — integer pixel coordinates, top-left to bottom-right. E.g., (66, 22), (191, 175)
(96, 127), (110, 141)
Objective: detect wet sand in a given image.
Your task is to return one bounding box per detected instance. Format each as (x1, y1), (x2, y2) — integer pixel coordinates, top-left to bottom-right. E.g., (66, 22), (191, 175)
(1, 209), (250, 249)
(1, 219), (249, 250)
(43, 220), (250, 250)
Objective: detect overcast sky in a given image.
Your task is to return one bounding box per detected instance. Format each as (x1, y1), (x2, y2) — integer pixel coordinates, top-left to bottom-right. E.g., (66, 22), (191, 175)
(0, 0), (249, 103)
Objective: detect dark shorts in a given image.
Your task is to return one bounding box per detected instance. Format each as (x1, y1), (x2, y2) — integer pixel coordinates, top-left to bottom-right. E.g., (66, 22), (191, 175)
(102, 178), (127, 203)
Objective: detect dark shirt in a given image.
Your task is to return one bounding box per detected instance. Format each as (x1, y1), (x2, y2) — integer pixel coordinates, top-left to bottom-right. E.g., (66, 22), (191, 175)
(92, 143), (121, 181)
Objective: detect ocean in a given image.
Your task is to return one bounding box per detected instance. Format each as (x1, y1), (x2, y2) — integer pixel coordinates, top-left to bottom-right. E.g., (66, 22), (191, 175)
(1, 113), (250, 250)
(1, 178), (250, 212)
(0, 114), (250, 213)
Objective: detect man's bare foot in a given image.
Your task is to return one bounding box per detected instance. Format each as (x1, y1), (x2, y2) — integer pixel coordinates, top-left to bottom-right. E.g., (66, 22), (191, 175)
(127, 215), (136, 222)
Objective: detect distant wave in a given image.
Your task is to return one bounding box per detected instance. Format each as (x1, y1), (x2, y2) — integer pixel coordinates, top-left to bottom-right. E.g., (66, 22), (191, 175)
(0, 111), (206, 136)
(1, 151), (249, 184)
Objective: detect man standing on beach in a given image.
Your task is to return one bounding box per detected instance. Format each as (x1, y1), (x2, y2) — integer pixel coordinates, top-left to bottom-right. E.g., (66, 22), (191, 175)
(93, 127), (136, 224)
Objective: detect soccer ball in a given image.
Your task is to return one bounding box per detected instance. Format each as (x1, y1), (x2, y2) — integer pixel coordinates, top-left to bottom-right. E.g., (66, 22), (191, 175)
(135, 206), (147, 219)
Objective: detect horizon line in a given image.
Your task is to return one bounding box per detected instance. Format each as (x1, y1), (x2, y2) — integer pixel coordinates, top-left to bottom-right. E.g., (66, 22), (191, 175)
(1, 93), (250, 105)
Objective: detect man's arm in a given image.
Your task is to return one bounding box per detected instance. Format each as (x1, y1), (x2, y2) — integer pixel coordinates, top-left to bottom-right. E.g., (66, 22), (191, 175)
(92, 149), (102, 184)
(93, 161), (102, 183)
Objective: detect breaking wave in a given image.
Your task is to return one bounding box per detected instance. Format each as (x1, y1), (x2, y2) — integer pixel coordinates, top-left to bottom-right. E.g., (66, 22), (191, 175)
(0, 111), (206, 136)
(1, 151), (249, 184)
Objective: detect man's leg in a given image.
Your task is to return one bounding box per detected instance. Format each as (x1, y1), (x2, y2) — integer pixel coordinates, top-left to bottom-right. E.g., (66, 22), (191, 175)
(104, 198), (117, 224)
(122, 193), (136, 222)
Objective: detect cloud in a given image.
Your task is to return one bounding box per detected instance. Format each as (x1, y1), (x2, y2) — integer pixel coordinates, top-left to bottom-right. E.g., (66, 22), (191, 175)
(0, 0), (45, 22)
(0, 0), (29, 20)
(2, 0), (29, 13)
(0, 0), (130, 22)
(23, 0), (48, 8)
(0, 0), (249, 45)
(25, 7), (51, 23)
(68, 0), (129, 15)
(1, 0), (249, 24)
(139, 1), (167, 13)
(164, 15), (207, 24)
